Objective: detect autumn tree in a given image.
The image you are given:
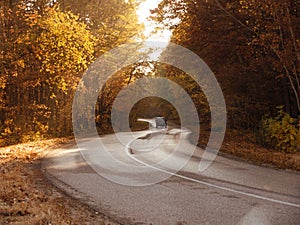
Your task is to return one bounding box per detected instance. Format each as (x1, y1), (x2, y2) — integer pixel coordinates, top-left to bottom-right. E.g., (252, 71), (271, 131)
(1, 0), (145, 145)
(55, 0), (144, 56)
(0, 1), (96, 145)
(57, 0), (145, 133)
(150, 0), (298, 131)
(234, 0), (300, 117)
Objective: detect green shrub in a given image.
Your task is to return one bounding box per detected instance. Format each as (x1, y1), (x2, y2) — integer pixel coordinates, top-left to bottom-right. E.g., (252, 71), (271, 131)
(261, 106), (298, 152)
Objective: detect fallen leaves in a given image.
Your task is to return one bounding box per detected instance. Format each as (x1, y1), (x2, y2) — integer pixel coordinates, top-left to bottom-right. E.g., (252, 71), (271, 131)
(220, 130), (300, 170)
(0, 138), (118, 225)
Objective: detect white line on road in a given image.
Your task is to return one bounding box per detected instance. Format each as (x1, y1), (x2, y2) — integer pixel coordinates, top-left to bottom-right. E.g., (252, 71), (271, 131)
(125, 139), (300, 209)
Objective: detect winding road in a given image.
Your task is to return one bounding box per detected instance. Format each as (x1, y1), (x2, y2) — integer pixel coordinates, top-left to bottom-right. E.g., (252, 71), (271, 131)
(43, 130), (300, 225)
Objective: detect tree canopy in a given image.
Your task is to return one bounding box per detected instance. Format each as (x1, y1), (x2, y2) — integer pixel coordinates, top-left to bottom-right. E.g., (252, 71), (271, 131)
(151, 0), (299, 127)
(0, 0), (143, 145)
(0, 0), (298, 151)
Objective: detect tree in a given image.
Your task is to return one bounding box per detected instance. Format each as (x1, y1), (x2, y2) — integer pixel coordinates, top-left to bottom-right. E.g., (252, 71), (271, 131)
(1, 0), (145, 144)
(55, 0), (144, 57)
(150, 0), (298, 131)
(234, 0), (299, 117)
(0, 1), (95, 144)
(57, 0), (145, 133)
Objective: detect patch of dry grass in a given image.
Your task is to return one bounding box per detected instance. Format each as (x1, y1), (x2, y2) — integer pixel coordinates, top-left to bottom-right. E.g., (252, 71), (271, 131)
(220, 130), (300, 170)
(0, 138), (118, 225)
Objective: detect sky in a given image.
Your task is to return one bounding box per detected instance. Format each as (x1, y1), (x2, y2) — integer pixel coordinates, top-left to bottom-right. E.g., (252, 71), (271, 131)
(136, 0), (172, 60)
(136, 0), (172, 42)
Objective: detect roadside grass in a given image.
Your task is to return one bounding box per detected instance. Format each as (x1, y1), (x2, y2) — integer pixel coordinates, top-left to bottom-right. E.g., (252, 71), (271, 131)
(220, 130), (300, 170)
(0, 138), (118, 225)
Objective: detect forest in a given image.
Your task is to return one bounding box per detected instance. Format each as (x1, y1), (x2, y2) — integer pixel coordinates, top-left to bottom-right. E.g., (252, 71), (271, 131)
(1, 0), (299, 152)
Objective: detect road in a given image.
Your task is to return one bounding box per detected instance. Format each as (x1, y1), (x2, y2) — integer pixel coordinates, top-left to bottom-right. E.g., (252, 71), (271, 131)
(42, 131), (300, 225)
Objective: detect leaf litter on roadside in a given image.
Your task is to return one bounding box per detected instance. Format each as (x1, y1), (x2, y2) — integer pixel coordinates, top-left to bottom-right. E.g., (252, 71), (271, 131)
(0, 138), (118, 225)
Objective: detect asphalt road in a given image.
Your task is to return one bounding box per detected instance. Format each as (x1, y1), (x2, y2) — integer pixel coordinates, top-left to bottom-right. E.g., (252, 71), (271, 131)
(43, 131), (300, 225)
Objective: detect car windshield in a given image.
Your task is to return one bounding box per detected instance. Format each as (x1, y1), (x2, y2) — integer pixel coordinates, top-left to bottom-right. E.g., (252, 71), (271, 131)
(155, 117), (167, 128)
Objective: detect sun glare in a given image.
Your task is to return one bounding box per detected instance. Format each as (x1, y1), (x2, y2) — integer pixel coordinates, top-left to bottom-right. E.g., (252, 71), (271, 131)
(137, 0), (171, 42)
(136, 0), (172, 60)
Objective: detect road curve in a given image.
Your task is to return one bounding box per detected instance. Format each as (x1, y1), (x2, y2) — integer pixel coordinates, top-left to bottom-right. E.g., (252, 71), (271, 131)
(43, 132), (300, 225)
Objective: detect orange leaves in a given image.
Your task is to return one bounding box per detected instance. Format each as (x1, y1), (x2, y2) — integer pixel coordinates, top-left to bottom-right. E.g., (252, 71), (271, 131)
(16, 60), (25, 69)
(24, 11), (40, 28)
(35, 8), (95, 77)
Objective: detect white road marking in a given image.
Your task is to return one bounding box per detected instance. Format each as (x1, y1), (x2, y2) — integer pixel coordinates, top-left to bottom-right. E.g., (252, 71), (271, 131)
(125, 137), (300, 209)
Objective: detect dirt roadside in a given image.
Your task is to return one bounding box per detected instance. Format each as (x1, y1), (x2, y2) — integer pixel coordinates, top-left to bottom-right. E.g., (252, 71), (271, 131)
(0, 138), (119, 225)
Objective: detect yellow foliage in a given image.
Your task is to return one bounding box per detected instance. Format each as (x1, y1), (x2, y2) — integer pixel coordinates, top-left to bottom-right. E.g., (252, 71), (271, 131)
(35, 8), (95, 77)
(262, 107), (299, 152)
